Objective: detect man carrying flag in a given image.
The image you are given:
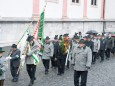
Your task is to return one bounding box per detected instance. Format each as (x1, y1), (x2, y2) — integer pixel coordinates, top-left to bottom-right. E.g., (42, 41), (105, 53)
(25, 35), (40, 86)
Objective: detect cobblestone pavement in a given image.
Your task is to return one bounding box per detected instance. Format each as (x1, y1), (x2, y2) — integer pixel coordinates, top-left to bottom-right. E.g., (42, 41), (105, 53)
(3, 47), (115, 86)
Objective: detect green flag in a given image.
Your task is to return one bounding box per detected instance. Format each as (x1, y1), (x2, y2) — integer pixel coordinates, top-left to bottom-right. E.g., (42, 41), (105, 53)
(38, 11), (44, 40)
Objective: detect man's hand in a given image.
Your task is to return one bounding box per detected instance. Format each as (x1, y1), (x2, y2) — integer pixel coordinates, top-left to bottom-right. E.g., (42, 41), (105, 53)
(86, 66), (90, 70)
(6, 57), (12, 60)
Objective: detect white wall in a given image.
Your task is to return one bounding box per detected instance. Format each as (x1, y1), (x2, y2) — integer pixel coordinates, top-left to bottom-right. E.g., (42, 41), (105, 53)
(0, 0), (33, 17)
(40, 0), (62, 19)
(105, 0), (115, 19)
(67, 0), (84, 19)
(87, 0), (101, 19)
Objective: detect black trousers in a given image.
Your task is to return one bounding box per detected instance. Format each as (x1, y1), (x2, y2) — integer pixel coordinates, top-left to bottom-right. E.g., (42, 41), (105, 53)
(105, 48), (111, 58)
(26, 64), (36, 81)
(42, 59), (50, 72)
(74, 70), (88, 86)
(51, 55), (57, 68)
(92, 52), (97, 63)
(10, 66), (19, 80)
(99, 50), (105, 61)
(57, 56), (66, 74)
(0, 80), (4, 86)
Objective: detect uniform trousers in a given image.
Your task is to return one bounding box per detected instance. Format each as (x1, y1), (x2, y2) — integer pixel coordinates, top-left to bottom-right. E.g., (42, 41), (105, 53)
(42, 59), (50, 72)
(26, 64), (36, 81)
(0, 80), (4, 86)
(74, 70), (88, 86)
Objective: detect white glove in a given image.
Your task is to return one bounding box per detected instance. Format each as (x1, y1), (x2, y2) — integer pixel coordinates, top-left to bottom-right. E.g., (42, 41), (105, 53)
(6, 57), (12, 60)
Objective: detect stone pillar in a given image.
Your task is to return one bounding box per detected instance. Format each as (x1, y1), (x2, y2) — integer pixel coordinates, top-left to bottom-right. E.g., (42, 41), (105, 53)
(83, 0), (87, 18)
(32, 0), (39, 20)
(62, 0), (68, 19)
(100, 0), (105, 20)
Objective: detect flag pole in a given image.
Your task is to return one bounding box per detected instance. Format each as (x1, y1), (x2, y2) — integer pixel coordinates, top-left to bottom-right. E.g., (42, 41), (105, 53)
(17, 3), (48, 74)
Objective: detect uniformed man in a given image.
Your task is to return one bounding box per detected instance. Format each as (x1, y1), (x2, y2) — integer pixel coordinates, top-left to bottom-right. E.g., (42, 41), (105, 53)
(85, 35), (94, 51)
(92, 35), (100, 64)
(72, 39), (92, 86)
(57, 34), (69, 75)
(99, 35), (107, 62)
(26, 35), (40, 86)
(42, 36), (54, 75)
(70, 35), (79, 65)
(0, 47), (7, 86)
(105, 34), (114, 60)
(10, 44), (21, 82)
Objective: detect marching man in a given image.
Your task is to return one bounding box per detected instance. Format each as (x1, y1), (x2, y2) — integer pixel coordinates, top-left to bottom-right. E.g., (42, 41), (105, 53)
(42, 36), (54, 75)
(72, 39), (92, 86)
(10, 44), (21, 82)
(0, 47), (7, 86)
(26, 35), (40, 86)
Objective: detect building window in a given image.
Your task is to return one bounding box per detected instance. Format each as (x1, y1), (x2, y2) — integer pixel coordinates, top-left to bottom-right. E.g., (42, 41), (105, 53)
(72, 0), (80, 3)
(91, 0), (97, 5)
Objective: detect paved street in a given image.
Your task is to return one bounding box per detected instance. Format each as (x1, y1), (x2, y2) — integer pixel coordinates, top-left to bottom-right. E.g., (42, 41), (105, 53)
(2, 46), (115, 86)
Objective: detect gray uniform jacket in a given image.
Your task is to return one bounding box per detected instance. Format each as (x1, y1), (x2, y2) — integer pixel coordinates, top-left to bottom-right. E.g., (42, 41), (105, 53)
(72, 46), (92, 71)
(26, 41), (40, 64)
(42, 42), (54, 60)
(92, 39), (100, 52)
(0, 57), (7, 80)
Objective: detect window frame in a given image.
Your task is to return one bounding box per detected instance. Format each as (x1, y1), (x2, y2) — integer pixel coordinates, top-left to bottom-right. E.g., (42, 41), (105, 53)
(91, 0), (97, 6)
(91, 0), (98, 7)
(71, 0), (80, 6)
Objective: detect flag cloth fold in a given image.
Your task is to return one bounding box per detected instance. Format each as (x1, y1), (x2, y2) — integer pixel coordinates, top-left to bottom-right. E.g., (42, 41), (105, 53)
(17, 28), (30, 66)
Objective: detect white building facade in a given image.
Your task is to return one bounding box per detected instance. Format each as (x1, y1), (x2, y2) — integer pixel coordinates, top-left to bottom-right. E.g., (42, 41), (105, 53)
(0, 0), (115, 46)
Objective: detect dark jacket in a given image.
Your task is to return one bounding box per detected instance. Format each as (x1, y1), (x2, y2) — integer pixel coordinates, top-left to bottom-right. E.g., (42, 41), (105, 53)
(106, 37), (114, 49)
(53, 41), (59, 56)
(10, 49), (21, 67)
(85, 40), (94, 51)
(99, 38), (107, 50)
(57, 42), (67, 59)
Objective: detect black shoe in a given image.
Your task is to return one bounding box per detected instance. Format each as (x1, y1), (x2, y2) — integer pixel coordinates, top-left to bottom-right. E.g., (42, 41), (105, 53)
(34, 77), (36, 80)
(12, 79), (17, 82)
(45, 71), (48, 75)
(28, 81), (33, 86)
(57, 73), (61, 76)
(92, 62), (95, 64)
(106, 58), (110, 60)
(12, 78), (14, 82)
(100, 60), (104, 63)
(31, 80), (34, 84)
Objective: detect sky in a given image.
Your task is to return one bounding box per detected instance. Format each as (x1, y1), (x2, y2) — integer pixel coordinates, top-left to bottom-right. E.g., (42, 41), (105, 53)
(0, 0), (33, 17)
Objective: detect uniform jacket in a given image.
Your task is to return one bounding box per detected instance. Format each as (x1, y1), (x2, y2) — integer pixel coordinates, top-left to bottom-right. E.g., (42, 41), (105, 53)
(106, 37), (114, 49)
(10, 49), (21, 67)
(53, 41), (59, 56)
(99, 38), (107, 50)
(26, 40), (40, 64)
(92, 39), (100, 52)
(0, 56), (7, 80)
(72, 46), (92, 71)
(42, 42), (54, 60)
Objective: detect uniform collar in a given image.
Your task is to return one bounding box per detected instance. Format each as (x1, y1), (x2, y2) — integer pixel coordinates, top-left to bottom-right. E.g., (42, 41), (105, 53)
(78, 45), (86, 49)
